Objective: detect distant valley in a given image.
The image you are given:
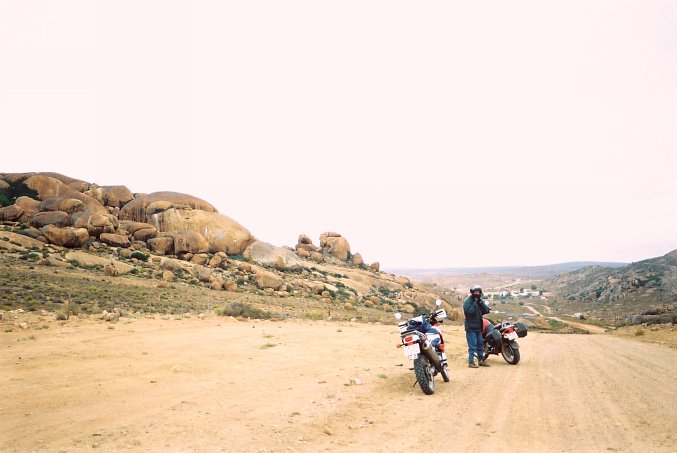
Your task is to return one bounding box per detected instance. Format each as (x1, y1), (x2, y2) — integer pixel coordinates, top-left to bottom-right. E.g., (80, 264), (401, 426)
(391, 254), (677, 325)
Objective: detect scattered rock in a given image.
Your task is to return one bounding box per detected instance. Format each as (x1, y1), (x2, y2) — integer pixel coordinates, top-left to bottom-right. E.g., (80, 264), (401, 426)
(148, 236), (174, 255)
(310, 252), (324, 263)
(253, 269), (284, 290)
(100, 233), (131, 248)
(104, 262), (118, 277)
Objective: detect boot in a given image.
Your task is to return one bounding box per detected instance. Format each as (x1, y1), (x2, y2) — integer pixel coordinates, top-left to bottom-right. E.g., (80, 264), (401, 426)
(478, 359), (490, 367)
(468, 361), (478, 368)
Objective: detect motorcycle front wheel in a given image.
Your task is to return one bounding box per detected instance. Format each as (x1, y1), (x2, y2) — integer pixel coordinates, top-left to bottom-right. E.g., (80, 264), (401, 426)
(501, 341), (521, 365)
(413, 355), (436, 395)
(440, 364), (450, 382)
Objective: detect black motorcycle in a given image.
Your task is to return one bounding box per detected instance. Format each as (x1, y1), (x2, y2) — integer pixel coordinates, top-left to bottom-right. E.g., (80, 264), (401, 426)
(395, 300), (449, 395)
(482, 319), (528, 365)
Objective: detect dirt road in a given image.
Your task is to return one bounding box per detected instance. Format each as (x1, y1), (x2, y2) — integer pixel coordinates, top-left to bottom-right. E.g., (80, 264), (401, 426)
(525, 304), (608, 334)
(2, 316), (676, 452)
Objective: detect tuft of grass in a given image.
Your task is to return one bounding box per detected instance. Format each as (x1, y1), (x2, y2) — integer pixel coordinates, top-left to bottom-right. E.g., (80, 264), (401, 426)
(634, 328), (645, 336)
(215, 302), (271, 319)
(305, 310), (325, 320)
(259, 342), (276, 349)
(378, 373), (387, 379)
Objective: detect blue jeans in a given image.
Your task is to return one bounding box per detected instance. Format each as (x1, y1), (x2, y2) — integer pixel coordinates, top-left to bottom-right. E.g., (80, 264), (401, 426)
(466, 331), (484, 363)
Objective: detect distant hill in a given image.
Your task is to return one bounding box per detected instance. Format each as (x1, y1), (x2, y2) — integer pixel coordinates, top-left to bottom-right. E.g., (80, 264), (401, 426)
(544, 250), (677, 303)
(542, 250), (677, 324)
(387, 261), (628, 280)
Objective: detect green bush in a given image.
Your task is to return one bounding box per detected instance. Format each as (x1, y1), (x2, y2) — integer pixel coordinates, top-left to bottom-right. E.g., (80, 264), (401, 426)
(305, 310), (326, 320)
(20, 252), (42, 261)
(0, 191), (10, 207)
(1, 181), (38, 205)
(215, 302), (271, 319)
(130, 251), (149, 261)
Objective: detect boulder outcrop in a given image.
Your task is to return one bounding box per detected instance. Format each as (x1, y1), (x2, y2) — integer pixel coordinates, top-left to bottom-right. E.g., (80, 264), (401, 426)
(320, 232), (350, 261)
(78, 214), (118, 238)
(296, 234), (318, 252)
(15, 196), (40, 219)
(118, 192), (217, 222)
(174, 230), (209, 255)
(84, 186), (134, 208)
(148, 235), (174, 255)
(243, 241), (304, 270)
(37, 198), (85, 214)
(0, 205), (23, 222)
(29, 211), (72, 228)
(41, 225), (89, 248)
(119, 192), (254, 255)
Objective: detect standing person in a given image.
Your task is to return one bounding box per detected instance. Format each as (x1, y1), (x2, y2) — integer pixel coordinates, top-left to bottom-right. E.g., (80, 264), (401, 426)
(463, 285), (491, 368)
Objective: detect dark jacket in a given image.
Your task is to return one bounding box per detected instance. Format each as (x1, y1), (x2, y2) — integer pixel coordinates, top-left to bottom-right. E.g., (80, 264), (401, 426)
(463, 296), (490, 332)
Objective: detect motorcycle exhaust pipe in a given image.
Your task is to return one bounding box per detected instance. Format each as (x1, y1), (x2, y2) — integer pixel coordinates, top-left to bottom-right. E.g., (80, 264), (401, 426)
(421, 341), (443, 372)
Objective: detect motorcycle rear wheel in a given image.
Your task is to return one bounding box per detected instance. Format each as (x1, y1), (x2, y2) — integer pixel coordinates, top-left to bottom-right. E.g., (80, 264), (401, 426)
(501, 341), (521, 365)
(413, 356), (435, 395)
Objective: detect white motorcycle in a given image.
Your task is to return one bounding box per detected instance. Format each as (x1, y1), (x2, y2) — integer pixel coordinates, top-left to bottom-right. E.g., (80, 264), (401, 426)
(395, 300), (449, 395)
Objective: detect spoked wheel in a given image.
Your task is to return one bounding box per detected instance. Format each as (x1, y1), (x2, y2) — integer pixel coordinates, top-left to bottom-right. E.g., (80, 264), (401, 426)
(501, 341), (521, 365)
(413, 356), (436, 395)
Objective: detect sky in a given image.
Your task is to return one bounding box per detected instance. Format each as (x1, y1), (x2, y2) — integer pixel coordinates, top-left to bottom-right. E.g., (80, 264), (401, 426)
(1, 0), (676, 269)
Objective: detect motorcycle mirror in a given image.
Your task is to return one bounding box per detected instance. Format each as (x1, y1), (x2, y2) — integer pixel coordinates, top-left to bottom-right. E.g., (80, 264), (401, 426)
(435, 299), (443, 307)
(394, 312), (402, 320)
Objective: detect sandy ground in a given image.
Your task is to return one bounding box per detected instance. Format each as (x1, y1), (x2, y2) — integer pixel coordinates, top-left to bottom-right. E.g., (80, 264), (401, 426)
(2, 315), (676, 453)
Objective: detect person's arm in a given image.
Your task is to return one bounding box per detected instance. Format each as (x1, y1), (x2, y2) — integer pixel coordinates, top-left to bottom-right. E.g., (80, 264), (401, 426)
(480, 299), (490, 315)
(464, 299), (479, 316)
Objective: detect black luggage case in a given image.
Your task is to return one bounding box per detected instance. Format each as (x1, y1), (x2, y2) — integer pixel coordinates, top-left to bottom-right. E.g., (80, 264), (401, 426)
(514, 322), (528, 338)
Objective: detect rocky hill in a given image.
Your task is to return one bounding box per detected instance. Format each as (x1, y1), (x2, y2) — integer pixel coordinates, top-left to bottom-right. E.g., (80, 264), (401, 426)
(0, 172), (461, 320)
(544, 250), (677, 324)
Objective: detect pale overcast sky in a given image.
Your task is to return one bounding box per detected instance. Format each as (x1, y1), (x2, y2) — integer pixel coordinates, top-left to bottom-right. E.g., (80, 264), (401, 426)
(2, 1), (676, 268)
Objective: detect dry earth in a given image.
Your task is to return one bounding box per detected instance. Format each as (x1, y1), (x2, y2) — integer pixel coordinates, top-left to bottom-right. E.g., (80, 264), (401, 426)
(2, 315), (676, 453)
